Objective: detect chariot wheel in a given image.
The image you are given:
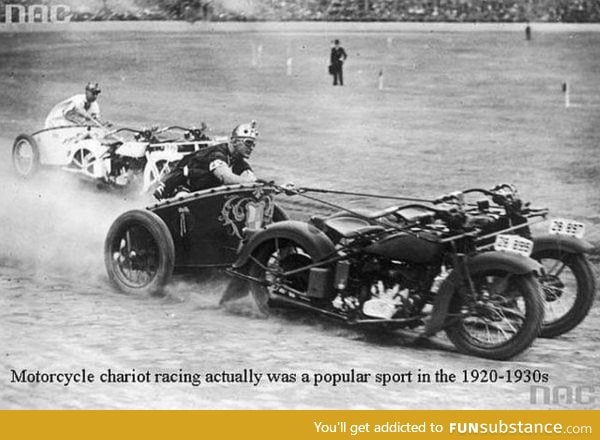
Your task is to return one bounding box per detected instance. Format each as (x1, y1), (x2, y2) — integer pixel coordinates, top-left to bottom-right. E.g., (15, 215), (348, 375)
(12, 134), (40, 178)
(104, 209), (175, 296)
(70, 148), (97, 179)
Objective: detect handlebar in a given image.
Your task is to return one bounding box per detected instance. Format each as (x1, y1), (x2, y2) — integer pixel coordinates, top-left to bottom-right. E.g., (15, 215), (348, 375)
(100, 122), (211, 140)
(110, 127), (143, 135)
(461, 188), (495, 197)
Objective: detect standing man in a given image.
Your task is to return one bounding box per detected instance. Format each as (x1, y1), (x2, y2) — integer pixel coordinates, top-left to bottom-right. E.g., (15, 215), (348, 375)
(44, 82), (103, 128)
(330, 39), (347, 86)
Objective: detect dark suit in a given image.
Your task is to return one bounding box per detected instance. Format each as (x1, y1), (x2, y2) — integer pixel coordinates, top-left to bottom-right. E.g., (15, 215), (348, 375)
(330, 45), (347, 86)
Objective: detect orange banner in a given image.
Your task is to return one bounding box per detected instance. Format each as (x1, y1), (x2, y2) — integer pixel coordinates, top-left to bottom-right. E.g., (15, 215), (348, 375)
(1, 410), (597, 440)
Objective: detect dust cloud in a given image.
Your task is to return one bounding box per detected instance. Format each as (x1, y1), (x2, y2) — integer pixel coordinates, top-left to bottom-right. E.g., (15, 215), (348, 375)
(0, 151), (149, 287)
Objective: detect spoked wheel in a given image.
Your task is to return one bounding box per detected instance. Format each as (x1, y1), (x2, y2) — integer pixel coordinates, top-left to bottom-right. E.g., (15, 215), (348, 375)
(104, 209), (174, 296)
(142, 159), (171, 193)
(445, 271), (543, 360)
(533, 250), (596, 338)
(248, 238), (316, 315)
(70, 148), (97, 178)
(12, 134), (40, 178)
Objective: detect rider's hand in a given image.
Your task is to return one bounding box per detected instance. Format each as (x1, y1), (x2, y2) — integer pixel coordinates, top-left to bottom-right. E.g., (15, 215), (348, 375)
(281, 182), (297, 195)
(255, 178), (275, 185)
(153, 183), (166, 200)
(435, 191), (463, 205)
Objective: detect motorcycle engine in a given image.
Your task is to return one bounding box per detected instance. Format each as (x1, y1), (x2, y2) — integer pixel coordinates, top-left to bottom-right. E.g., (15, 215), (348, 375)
(334, 257), (430, 320)
(109, 156), (145, 183)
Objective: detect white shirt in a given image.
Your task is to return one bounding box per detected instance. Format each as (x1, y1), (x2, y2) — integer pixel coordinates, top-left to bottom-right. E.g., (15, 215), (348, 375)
(44, 94), (100, 128)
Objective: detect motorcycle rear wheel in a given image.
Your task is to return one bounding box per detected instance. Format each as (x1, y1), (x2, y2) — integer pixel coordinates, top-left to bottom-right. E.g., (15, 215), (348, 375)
(445, 272), (543, 360)
(533, 250), (596, 338)
(248, 238), (316, 315)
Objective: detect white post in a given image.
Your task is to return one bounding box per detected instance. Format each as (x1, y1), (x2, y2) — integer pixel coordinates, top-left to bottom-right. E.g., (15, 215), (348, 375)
(286, 57), (293, 76)
(251, 42), (257, 67)
(387, 37), (393, 49)
(257, 44), (263, 68)
(563, 81), (570, 108)
(378, 68), (384, 91)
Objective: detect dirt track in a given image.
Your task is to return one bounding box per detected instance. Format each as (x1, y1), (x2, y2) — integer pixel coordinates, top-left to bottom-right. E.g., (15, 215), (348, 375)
(1, 25), (599, 409)
(0, 154), (598, 409)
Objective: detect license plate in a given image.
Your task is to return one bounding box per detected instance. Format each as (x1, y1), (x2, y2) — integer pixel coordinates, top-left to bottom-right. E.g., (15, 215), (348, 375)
(548, 218), (585, 239)
(493, 234), (534, 257)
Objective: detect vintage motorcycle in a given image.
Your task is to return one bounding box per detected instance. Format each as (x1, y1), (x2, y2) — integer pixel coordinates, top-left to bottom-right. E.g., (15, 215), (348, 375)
(82, 124), (225, 191)
(231, 185), (544, 360)
(435, 184), (597, 338)
(12, 122), (226, 193)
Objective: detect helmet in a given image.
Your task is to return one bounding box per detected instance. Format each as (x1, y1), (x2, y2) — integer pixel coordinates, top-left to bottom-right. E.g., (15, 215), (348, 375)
(85, 82), (101, 94)
(231, 120), (258, 140)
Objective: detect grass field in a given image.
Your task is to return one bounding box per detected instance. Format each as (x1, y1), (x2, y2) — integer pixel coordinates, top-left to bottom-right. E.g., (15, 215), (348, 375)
(1, 22), (600, 409)
(2, 23), (599, 245)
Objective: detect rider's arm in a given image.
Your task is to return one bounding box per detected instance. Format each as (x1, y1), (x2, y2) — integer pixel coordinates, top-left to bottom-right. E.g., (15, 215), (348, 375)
(210, 159), (257, 184)
(63, 97), (99, 124)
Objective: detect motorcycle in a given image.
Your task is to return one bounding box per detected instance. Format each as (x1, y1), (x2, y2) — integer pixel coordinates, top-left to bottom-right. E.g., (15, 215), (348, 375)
(89, 125), (216, 190)
(12, 121), (223, 193)
(230, 185), (544, 360)
(87, 126), (155, 187)
(140, 123), (228, 193)
(436, 184), (597, 338)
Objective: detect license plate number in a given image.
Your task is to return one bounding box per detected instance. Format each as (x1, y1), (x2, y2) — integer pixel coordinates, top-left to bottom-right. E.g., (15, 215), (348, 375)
(493, 234), (534, 257)
(548, 219), (585, 238)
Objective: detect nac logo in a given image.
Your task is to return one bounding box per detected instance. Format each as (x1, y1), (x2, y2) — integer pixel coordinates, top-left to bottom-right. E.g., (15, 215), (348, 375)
(530, 385), (597, 405)
(3, 3), (72, 23)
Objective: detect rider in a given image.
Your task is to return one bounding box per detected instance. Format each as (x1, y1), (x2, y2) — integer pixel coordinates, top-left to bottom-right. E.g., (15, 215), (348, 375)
(44, 82), (104, 128)
(153, 121), (259, 200)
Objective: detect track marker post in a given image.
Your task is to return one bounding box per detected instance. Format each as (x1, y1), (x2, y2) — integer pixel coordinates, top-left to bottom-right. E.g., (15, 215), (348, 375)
(251, 42), (257, 67)
(251, 43), (263, 67)
(286, 57), (293, 76)
(257, 44), (263, 68)
(378, 68), (384, 91)
(562, 81), (570, 108)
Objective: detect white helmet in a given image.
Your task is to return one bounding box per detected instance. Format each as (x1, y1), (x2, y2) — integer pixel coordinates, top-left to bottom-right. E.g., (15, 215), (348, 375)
(231, 120), (258, 140)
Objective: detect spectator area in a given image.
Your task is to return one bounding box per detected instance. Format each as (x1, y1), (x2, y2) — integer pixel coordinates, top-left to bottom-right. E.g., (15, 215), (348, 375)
(3, 0), (600, 23)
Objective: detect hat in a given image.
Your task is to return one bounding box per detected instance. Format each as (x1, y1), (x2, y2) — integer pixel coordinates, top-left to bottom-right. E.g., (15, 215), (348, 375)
(85, 82), (101, 94)
(231, 120), (258, 139)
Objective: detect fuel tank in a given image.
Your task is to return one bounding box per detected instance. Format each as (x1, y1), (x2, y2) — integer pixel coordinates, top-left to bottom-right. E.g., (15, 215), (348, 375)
(115, 141), (149, 158)
(364, 232), (443, 263)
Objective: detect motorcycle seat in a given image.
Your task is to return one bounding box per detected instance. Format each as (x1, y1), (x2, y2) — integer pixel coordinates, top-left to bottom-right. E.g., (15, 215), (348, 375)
(311, 215), (385, 240)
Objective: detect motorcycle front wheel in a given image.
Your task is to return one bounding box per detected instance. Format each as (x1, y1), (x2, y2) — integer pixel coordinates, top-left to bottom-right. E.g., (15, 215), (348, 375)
(444, 271), (543, 360)
(533, 250), (596, 338)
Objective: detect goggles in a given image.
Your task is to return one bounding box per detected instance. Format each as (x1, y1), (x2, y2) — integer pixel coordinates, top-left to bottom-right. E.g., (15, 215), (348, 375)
(237, 138), (255, 148)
